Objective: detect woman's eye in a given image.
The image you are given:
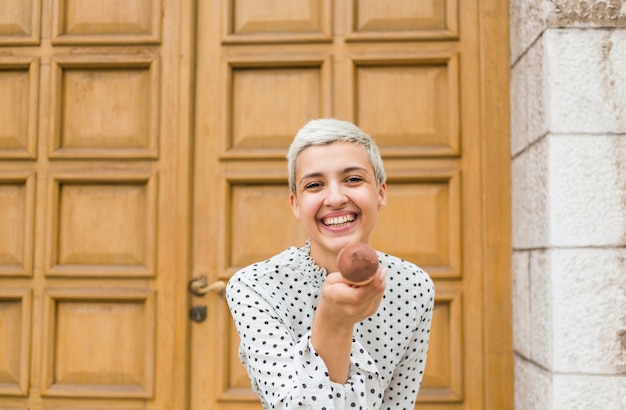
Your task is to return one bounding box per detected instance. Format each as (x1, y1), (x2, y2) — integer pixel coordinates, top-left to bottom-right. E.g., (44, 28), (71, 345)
(304, 182), (322, 190)
(346, 176), (364, 183)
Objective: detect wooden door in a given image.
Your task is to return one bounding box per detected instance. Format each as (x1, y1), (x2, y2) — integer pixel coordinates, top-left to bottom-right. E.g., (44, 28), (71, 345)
(0, 1), (512, 409)
(191, 1), (512, 410)
(0, 0), (193, 408)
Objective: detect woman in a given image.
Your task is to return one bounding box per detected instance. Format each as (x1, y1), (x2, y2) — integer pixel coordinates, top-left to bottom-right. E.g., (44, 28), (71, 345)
(226, 118), (434, 409)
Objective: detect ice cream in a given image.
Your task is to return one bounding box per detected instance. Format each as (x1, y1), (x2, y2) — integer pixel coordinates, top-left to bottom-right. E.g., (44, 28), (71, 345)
(336, 242), (379, 286)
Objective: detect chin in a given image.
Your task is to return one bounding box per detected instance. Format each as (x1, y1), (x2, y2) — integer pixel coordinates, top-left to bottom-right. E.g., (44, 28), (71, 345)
(330, 235), (365, 250)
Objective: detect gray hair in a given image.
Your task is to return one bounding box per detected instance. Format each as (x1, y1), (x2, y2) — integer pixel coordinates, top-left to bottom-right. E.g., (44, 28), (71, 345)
(287, 119), (386, 195)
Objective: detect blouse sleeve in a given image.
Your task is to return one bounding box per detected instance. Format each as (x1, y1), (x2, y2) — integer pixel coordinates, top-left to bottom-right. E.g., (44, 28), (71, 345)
(380, 275), (435, 408)
(226, 275), (386, 410)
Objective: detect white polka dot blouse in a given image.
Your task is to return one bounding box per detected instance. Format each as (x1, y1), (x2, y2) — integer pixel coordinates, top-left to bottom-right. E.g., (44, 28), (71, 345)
(226, 240), (435, 409)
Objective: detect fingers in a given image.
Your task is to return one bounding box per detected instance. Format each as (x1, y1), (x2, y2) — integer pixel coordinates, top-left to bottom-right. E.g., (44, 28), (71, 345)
(320, 269), (386, 323)
(328, 267), (386, 289)
(378, 267), (387, 283)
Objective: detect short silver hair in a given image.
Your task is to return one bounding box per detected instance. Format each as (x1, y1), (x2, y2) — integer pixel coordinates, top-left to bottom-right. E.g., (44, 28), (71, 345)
(287, 119), (386, 195)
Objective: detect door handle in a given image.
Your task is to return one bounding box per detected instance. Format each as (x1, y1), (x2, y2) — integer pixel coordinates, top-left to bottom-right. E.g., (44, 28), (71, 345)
(189, 276), (226, 297)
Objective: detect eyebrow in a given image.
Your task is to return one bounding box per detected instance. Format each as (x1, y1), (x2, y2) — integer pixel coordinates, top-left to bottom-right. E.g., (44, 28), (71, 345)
(298, 166), (369, 184)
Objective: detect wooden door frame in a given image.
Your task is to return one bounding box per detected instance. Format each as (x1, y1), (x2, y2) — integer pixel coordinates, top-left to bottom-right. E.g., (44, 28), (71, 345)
(171, 0), (196, 409)
(477, 0), (514, 407)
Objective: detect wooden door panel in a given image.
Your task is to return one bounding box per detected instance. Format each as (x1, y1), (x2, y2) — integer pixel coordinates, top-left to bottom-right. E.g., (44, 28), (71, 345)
(353, 53), (460, 156)
(0, 0), (189, 408)
(0, 54), (38, 343)
(0, 58), (38, 158)
(420, 283), (463, 403)
(0, 0), (40, 45)
(40, 289), (155, 398)
(49, 55), (160, 159)
(370, 163), (461, 278)
(51, 0), (161, 44)
(224, 56), (332, 159)
(347, 0), (458, 40)
(192, 1), (512, 409)
(230, 182), (308, 267)
(0, 288), (31, 396)
(45, 173), (157, 276)
(0, 173), (35, 275)
(224, 0), (332, 44)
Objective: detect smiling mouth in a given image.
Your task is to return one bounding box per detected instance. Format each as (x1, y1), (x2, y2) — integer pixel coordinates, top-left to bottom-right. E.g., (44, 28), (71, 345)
(322, 214), (356, 227)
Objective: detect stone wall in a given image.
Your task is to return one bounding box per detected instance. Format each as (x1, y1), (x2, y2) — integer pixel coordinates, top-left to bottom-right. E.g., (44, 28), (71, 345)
(509, 0), (626, 408)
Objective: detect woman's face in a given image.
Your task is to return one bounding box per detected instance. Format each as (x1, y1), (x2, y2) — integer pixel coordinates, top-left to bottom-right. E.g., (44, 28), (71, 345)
(289, 141), (387, 270)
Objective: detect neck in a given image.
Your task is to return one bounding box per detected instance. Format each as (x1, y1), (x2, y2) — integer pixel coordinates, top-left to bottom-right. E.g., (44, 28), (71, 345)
(309, 244), (339, 274)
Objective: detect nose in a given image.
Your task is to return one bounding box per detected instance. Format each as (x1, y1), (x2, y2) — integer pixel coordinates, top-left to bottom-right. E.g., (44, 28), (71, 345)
(324, 181), (348, 207)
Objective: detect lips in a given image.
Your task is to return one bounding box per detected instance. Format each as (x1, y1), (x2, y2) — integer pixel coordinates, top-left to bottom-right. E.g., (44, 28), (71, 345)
(321, 214), (356, 227)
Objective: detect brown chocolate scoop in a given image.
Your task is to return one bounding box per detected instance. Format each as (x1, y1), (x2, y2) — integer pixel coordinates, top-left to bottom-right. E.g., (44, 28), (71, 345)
(336, 242), (379, 286)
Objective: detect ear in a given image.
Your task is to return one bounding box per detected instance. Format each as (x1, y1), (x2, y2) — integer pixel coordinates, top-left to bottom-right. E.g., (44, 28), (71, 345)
(289, 192), (302, 219)
(377, 182), (387, 210)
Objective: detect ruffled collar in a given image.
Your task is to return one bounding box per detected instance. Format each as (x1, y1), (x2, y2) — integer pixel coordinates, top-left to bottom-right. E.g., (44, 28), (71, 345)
(297, 239), (327, 286)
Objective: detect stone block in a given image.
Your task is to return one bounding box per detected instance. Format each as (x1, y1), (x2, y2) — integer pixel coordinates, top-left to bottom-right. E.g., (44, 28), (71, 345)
(553, 373), (626, 410)
(510, 54), (529, 156)
(548, 135), (626, 247)
(515, 356), (552, 410)
(545, 29), (626, 133)
(545, 0), (626, 28)
(512, 137), (550, 249)
(551, 248), (626, 374)
(529, 250), (553, 368)
(526, 36), (548, 146)
(509, 0), (548, 63)
(512, 250), (531, 358)
(511, 33), (548, 156)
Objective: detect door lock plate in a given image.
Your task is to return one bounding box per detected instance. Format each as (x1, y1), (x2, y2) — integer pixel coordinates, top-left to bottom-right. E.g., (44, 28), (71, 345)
(189, 305), (207, 322)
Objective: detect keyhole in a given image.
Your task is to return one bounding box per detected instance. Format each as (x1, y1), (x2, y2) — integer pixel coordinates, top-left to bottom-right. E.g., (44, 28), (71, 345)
(189, 305), (207, 323)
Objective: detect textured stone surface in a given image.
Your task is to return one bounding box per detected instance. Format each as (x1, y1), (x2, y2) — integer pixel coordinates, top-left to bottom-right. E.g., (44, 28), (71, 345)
(510, 54), (529, 156)
(515, 357), (552, 410)
(510, 0), (548, 63)
(546, 0), (626, 27)
(512, 137), (550, 249)
(511, 35), (548, 156)
(549, 134), (626, 247)
(513, 133), (626, 250)
(546, 29), (626, 133)
(526, 38), (548, 147)
(510, 4), (626, 410)
(554, 373), (626, 409)
(529, 250), (553, 368)
(512, 251), (531, 358)
(510, 1), (626, 62)
(551, 248), (626, 374)
(515, 361), (626, 410)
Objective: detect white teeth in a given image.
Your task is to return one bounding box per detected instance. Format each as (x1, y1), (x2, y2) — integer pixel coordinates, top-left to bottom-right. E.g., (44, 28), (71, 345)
(323, 215), (355, 226)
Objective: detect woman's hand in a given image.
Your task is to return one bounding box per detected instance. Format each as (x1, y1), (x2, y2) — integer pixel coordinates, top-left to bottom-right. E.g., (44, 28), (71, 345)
(310, 268), (386, 383)
(318, 267), (387, 326)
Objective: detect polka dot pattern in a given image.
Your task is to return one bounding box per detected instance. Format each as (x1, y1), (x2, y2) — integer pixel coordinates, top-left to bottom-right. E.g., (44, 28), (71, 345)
(226, 240), (435, 409)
